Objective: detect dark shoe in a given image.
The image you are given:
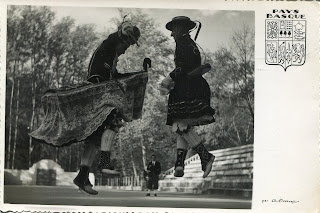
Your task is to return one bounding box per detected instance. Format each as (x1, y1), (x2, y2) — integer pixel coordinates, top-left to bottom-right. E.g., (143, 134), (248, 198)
(193, 143), (215, 178)
(73, 177), (98, 195)
(146, 193), (150, 196)
(202, 154), (215, 178)
(154, 194), (157, 196)
(174, 166), (184, 177)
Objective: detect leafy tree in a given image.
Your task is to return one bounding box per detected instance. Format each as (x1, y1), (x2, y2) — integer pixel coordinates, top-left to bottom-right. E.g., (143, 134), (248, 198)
(6, 6), (254, 176)
(198, 25), (254, 149)
(5, 6), (98, 170)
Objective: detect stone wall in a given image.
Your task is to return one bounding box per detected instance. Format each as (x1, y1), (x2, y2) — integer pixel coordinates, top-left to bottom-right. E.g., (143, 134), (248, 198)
(4, 159), (95, 186)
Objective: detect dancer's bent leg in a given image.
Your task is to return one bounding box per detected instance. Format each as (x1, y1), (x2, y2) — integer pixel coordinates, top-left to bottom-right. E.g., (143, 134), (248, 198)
(178, 127), (215, 178)
(74, 142), (99, 195)
(174, 136), (188, 177)
(98, 128), (118, 174)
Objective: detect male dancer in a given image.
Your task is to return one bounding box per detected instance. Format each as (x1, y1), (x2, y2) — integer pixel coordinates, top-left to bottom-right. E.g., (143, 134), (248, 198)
(73, 21), (141, 195)
(160, 16), (215, 178)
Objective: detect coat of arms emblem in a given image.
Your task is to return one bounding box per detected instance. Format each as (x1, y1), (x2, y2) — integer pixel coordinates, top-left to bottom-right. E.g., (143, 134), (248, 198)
(265, 20), (306, 71)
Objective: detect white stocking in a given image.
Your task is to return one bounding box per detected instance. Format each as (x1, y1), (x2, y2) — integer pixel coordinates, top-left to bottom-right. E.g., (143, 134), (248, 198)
(180, 128), (202, 148)
(101, 129), (117, 151)
(176, 135), (188, 149)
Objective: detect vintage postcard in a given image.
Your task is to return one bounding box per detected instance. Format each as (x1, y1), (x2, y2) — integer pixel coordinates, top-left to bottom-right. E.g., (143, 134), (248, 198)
(0, 0), (319, 213)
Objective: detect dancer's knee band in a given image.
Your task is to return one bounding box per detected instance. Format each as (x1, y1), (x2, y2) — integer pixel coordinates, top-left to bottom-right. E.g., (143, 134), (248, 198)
(175, 125), (191, 135)
(177, 135), (188, 149)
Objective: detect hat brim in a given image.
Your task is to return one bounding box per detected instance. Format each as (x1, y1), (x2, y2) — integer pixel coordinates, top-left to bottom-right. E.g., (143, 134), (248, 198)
(166, 19), (196, 31)
(128, 33), (140, 47)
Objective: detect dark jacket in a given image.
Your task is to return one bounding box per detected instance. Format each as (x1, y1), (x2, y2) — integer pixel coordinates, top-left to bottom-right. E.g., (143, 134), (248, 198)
(169, 34), (201, 80)
(146, 161), (161, 179)
(87, 32), (124, 82)
(166, 34), (215, 126)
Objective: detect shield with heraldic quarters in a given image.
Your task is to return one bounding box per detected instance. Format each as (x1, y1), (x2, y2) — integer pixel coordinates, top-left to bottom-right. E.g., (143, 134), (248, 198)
(265, 20), (306, 71)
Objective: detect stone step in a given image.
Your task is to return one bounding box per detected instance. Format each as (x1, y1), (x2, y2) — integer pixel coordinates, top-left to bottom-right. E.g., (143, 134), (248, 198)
(215, 153), (254, 161)
(161, 177), (252, 184)
(159, 179), (252, 189)
(160, 186), (204, 194)
(159, 180), (203, 188)
(210, 177), (253, 183)
(169, 167), (247, 177)
(210, 144), (253, 154)
(165, 157), (253, 176)
(160, 145), (254, 198)
(182, 153), (253, 166)
(217, 182), (252, 189)
(204, 188), (253, 198)
(165, 168), (253, 180)
(185, 149), (253, 165)
(212, 157), (253, 166)
(213, 147), (252, 156)
(160, 186), (252, 197)
(183, 162), (253, 172)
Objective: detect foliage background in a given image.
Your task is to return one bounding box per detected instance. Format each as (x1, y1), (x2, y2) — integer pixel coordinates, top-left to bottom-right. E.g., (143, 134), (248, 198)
(5, 6), (254, 177)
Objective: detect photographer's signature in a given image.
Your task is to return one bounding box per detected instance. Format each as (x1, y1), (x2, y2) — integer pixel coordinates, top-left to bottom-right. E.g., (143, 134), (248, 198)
(262, 199), (299, 204)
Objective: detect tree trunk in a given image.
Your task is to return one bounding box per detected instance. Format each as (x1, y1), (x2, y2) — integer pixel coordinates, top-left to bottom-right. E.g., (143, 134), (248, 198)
(131, 152), (138, 178)
(55, 147), (59, 163)
(68, 145), (72, 171)
(29, 81), (36, 167)
(227, 90), (241, 145)
(246, 121), (252, 143)
(12, 79), (20, 169)
(119, 137), (127, 176)
(245, 96), (254, 124)
(7, 77), (14, 169)
(140, 140), (147, 170)
(29, 49), (36, 167)
(232, 118), (242, 145)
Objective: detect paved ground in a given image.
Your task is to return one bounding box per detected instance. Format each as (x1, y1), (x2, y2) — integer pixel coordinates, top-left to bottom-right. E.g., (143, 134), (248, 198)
(4, 185), (251, 209)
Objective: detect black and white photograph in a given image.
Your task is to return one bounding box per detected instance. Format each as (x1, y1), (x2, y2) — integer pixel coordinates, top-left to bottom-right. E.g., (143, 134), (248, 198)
(3, 4), (255, 209)
(2, 1), (320, 213)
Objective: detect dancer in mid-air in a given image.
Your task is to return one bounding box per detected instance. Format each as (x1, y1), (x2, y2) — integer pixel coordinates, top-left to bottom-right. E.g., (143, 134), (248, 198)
(72, 21), (142, 195)
(30, 20), (147, 195)
(160, 16), (215, 178)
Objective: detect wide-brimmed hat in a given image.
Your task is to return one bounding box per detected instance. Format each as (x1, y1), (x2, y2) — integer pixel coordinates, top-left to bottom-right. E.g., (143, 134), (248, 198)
(118, 21), (140, 47)
(166, 16), (196, 31)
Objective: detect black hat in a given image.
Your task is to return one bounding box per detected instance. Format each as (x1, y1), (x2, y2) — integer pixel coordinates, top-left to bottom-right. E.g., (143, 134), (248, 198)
(166, 16), (196, 31)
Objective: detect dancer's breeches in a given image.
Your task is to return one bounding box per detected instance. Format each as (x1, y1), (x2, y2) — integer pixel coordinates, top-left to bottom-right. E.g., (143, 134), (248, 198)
(80, 108), (121, 168)
(100, 111), (121, 151)
(80, 120), (106, 167)
(80, 141), (99, 167)
(174, 123), (211, 165)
